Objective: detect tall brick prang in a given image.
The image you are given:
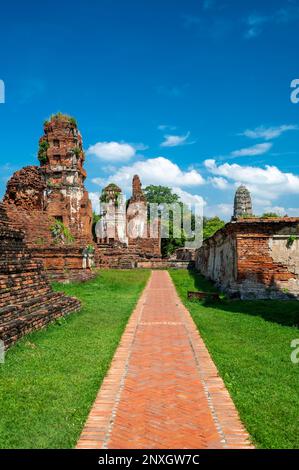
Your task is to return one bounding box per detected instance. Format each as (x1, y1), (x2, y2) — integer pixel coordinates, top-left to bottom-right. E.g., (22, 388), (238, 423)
(41, 113), (92, 242)
(4, 113), (93, 244)
(233, 185), (253, 219)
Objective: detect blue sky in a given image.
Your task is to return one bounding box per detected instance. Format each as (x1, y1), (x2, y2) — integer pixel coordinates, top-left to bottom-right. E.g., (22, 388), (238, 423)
(0, 0), (299, 219)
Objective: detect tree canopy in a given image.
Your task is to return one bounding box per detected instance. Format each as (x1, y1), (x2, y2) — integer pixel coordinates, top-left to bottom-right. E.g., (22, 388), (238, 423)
(144, 185), (180, 205)
(203, 216), (225, 240)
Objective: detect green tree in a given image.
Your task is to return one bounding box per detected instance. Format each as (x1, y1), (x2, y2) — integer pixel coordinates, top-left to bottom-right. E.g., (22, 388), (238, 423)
(203, 216), (225, 240)
(144, 185), (187, 257)
(261, 212), (279, 218)
(144, 185), (180, 205)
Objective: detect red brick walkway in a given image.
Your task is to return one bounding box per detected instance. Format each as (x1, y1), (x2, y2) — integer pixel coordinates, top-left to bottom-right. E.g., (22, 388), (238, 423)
(77, 271), (253, 449)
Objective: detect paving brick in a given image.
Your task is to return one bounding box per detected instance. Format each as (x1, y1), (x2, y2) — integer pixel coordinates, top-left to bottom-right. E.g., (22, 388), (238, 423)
(77, 271), (253, 449)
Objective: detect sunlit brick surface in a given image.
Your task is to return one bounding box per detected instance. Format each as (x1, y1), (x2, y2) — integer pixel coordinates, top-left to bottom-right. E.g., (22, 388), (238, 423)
(77, 271), (253, 449)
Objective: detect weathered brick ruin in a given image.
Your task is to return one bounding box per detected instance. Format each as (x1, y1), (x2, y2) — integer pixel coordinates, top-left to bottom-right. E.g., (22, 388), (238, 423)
(96, 175), (162, 268)
(233, 185), (253, 219)
(39, 114), (92, 242)
(196, 186), (299, 299)
(3, 113), (193, 275)
(0, 203), (81, 349)
(4, 114), (94, 281)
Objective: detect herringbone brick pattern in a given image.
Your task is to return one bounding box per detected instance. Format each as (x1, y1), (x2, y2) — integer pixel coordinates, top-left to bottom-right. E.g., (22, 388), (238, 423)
(77, 271), (253, 449)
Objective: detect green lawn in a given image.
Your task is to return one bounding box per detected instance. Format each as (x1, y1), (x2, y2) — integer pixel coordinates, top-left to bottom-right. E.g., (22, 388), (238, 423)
(169, 269), (299, 449)
(0, 270), (149, 449)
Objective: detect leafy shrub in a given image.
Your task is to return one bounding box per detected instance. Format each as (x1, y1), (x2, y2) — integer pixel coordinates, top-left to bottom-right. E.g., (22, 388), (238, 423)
(50, 220), (74, 244)
(38, 140), (49, 164)
(287, 235), (296, 248)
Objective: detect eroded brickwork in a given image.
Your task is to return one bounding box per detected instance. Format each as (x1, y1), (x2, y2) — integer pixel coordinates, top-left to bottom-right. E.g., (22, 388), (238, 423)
(95, 175), (161, 266)
(3, 115), (94, 281)
(40, 114), (93, 242)
(4, 114), (92, 243)
(196, 218), (299, 299)
(0, 203), (81, 349)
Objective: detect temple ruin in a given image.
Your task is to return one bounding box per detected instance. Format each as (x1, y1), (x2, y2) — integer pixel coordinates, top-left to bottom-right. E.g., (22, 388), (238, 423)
(95, 175), (162, 268)
(0, 203), (81, 349)
(2, 113), (192, 277)
(196, 186), (299, 299)
(3, 113), (299, 301)
(4, 114), (93, 281)
(233, 185), (253, 219)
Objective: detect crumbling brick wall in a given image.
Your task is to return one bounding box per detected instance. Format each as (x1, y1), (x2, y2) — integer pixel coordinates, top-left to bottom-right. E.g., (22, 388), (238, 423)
(0, 203), (81, 349)
(196, 218), (299, 299)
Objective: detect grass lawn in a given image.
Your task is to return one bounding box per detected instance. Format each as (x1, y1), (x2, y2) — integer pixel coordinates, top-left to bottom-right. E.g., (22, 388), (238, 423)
(0, 270), (149, 449)
(169, 269), (299, 449)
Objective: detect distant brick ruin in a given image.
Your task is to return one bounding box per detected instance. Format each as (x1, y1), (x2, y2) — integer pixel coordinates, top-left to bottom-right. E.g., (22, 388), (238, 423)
(0, 203), (81, 349)
(233, 185), (253, 219)
(4, 114), (93, 281)
(96, 175), (162, 268)
(196, 186), (299, 299)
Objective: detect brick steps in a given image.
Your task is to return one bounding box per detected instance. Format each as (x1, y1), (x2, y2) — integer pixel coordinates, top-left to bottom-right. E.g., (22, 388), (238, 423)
(0, 203), (81, 349)
(0, 294), (80, 348)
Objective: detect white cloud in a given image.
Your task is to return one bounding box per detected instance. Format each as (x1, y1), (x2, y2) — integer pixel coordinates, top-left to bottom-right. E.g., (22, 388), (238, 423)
(89, 191), (100, 214)
(204, 159), (299, 200)
(172, 187), (205, 206)
(92, 157), (205, 192)
(209, 176), (230, 190)
(91, 177), (106, 186)
(216, 203), (233, 216)
(245, 14), (268, 38)
(262, 206), (286, 215)
(241, 125), (298, 140)
(86, 141), (139, 162)
(245, 7), (299, 39)
(285, 208), (299, 217)
(158, 124), (176, 131)
(204, 203), (232, 220)
(161, 132), (193, 147)
(231, 142), (272, 157)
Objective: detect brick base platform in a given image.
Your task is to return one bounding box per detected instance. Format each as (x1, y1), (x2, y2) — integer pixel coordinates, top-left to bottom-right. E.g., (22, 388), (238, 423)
(77, 271), (253, 449)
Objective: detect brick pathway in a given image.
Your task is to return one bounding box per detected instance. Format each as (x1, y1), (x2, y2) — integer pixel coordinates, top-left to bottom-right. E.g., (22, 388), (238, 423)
(77, 271), (253, 449)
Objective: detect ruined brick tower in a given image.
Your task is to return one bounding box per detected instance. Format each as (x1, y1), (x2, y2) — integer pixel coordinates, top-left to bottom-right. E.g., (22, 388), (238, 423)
(127, 175), (147, 240)
(233, 185), (253, 219)
(97, 183), (127, 244)
(40, 113), (92, 241)
(130, 175), (146, 203)
(4, 114), (92, 243)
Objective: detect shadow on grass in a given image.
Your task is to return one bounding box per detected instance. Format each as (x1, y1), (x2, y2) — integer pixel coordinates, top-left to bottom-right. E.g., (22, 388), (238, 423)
(188, 270), (299, 329)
